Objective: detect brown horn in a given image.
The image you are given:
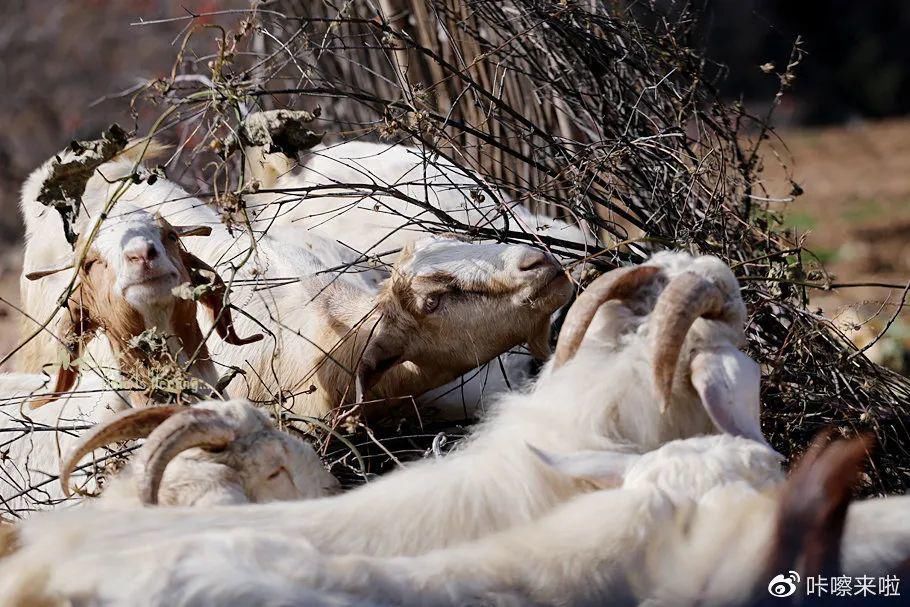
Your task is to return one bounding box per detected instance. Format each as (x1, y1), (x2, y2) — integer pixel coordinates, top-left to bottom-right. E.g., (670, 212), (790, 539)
(60, 406), (182, 497)
(650, 272), (729, 412)
(137, 408), (236, 505)
(180, 251), (263, 346)
(553, 265), (661, 369)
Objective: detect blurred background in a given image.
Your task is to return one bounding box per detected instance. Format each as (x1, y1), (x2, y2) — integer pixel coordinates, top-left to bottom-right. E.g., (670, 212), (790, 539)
(1, 0), (909, 370)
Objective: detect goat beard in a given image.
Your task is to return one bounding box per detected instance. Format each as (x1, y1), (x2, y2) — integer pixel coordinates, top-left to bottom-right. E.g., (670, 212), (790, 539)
(105, 300), (214, 401)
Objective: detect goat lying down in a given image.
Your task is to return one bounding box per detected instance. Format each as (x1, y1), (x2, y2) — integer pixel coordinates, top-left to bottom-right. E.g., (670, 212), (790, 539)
(62, 399), (339, 507)
(3, 433), (902, 606)
(194, 228), (573, 419)
(55, 434), (786, 606)
(0, 251), (767, 573)
(243, 132), (596, 414)
(283, 434), (894, 607)
(19, 142), (572, 420)
(242, 136), (594, 258)
(1, 392), (338, 516)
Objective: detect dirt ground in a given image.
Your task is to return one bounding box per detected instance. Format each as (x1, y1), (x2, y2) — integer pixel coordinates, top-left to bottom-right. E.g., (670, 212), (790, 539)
(760, 118), (910, 369)
(1, 117), (909, 371)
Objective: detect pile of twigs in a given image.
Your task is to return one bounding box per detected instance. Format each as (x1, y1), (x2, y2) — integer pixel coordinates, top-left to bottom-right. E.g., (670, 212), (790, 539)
(2, 0), (907, 512)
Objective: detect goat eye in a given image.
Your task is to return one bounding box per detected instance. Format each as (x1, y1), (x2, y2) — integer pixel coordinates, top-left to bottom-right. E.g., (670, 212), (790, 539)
(167, 232), (179, 243)
(267, 467), (285, 480)
(422, 293), (442, 314)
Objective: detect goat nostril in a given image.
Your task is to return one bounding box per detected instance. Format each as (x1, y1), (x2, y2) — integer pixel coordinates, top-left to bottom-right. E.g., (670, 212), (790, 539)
(125, 244), (158, 264)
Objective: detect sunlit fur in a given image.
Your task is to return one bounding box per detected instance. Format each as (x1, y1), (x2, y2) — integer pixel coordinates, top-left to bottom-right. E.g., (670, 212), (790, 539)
(244, 139), (594, 415)
(19, 147), (572, 419)
(0, 252), (765, 591)
(100, 399), (339, 507)
(244, 139), (594, 256)
(206, 436), (784, 607)
(186, 229), (570, 418)
(515, 250), (760, 450)
(0, 435), (784, 605)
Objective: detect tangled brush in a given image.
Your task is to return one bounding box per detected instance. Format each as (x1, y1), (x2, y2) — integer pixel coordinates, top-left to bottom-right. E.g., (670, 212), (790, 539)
(9, 0), (907, 498)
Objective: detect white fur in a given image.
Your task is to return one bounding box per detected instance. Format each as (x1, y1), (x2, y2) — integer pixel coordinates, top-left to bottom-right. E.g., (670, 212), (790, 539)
(245, 139), (595, 414)
(0, 373), (129, 517)
(0, 251), (767, 601)
(20, 153), (567, 420)
(245, 140), (594, 256)
(99, 399), (339, 508)
(1, 393), (338, 519)
(0, 435), (785, 606)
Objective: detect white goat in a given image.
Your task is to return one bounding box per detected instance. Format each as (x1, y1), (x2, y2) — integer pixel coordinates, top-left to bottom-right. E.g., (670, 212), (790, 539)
(243, 138), (594, 257)
(192, 228), (572, 419)
(0, 434), (783, 606)
(19, 204), (259, 407)
(164, 434), (786, 607)
(6, 435), (901, 607)
(0, 251), (766, 571)
(61, 399), (339, 507)
(20, 144), (572, 421)
(244, 135), (595, 415)
(163, 435), (905, 607)
(1, 382), (337, 515)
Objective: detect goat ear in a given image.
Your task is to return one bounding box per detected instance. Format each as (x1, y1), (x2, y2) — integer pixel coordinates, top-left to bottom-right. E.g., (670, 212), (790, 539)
(527, 444), (639, 488)
(173, 225), (212, 238)
(243, 145), (296, 189)
(180, 251), (263, 346)
(689, 347), (767, 444)
(31, 307), (95, 409)
(765, 432), (874, 578)
(25, 263), (75, 281)
(355, 318), (407, 402)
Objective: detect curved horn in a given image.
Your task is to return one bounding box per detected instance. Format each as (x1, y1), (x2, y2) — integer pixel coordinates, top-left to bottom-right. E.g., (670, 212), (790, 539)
(60, 406), (182, 497)
(553, 266), (661, 369)
(651, 272), (730, 411)
(137, 408), (236, 505)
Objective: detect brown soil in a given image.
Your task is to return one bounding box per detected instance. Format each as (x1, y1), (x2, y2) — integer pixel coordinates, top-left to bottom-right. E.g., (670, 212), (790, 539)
(760, 118), (910, 361)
